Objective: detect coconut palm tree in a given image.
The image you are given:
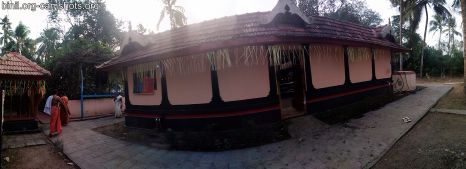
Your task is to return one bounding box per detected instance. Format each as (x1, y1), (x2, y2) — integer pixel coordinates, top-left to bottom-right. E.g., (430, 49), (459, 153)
(390, 0), (409, 70)
(21, 38), (36, 60)
(13, 22), (30, 55)
(0, 16), (14, 48)
(443, 17), (461, 57)
(429, 14), (447, 49)
(391, 0), (450, 76)
(157, 0), (187, 30)
(37, 28), (61, 61)
(408, 0), (449, 78)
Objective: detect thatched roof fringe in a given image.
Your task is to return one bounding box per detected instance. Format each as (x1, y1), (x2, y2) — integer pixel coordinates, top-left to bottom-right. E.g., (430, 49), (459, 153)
(120, 45), (311, 78)
(0, 79), (46, 96)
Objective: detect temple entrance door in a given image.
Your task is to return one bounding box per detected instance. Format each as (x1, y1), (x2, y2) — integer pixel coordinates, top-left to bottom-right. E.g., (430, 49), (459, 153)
(276, 50), (306, 119)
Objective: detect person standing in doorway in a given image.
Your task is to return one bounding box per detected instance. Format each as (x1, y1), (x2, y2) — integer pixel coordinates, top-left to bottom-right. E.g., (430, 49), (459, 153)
(114, 93), (123, 118)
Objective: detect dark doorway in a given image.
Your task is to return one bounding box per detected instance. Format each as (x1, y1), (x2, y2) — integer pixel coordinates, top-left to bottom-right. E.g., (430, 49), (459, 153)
(276, 51), (306, 119)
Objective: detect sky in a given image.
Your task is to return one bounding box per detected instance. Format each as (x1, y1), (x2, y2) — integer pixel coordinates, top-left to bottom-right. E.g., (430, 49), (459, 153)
(0, 0), (462, 47)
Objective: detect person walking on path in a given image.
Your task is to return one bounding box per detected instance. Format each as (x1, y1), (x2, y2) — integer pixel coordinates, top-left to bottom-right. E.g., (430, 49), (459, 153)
(49, 90), (69, 137)
(59, 93), (70, 126)
(43, 94), (53, 115)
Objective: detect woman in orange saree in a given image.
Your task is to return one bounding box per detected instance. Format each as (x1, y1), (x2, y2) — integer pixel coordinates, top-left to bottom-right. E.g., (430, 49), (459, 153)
(49, 90), (61, 137)
(60, 95), (70, 126)
(49, 90), (69, 137)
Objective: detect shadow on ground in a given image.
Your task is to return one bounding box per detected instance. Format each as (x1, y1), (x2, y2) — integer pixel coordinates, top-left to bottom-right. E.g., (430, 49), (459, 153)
(93, 121), (290, 151)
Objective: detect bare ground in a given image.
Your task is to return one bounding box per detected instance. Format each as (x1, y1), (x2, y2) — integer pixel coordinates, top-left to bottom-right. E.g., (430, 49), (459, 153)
(1, 142), (79, 169)
(372, 112), (466, 169)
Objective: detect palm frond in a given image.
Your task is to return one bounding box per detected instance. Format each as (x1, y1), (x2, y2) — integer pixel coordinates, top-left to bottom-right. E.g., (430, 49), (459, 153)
(170, 0), (177, 6)
(156, 9), (166, 30)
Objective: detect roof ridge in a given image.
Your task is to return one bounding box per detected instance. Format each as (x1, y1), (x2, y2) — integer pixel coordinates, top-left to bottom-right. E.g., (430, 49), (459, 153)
(151, 11), (269, 37)
(310, 15), (374, 30)
(98, 9), (406, 70)
(5, 52), (51, 76)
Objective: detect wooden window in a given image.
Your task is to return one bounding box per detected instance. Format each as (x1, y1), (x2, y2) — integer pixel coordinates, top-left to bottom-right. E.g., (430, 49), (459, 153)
(133, 70), (157, 94)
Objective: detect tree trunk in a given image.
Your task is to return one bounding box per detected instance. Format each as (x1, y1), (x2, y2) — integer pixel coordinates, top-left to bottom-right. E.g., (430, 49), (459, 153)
(462, 0), (466, 93)
(168, 0), (175, 29)
(399, 0), (403, 71)
(438, 30), (442, 50)
(420, 5), (428, 78)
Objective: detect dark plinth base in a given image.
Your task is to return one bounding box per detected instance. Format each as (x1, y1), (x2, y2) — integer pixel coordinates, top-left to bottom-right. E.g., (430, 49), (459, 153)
(3, 119), (40, 134)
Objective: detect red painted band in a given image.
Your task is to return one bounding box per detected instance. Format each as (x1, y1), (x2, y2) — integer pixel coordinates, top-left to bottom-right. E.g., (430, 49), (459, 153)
(125, 112), (162, 119)
(126, 105), (280, 120)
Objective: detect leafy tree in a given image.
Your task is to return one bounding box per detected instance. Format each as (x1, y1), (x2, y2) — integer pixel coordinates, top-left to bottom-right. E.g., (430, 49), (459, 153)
(390, 0), (418, 70)
(408, 0), (449, 78)
(0, 20), (36, 59)
(43, 0), (123, 96)
(297, 0), (382, 27)
(13, 22), (30, 54)
(449, 46), (464, 76)
(0, 16), (14, 53)
(422, 46), (447, 77)
(298, 0), (339, 17)
(47, 38), (114, 98)
(1, 41), (15, 55)
(137, 24), (147, 35)
(36, 28), (61, 62)
(443, 16), (461, 57)
(48, 0), (121, 49)
(157, 0), (187, 30)
(20, 38), (36, 60)
(390, 0), (450, 75)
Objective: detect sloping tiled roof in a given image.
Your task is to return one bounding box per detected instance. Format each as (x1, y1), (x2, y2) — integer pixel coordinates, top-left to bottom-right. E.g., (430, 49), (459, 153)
(99, 12), (407, 70)
(0, 52), (51, 78)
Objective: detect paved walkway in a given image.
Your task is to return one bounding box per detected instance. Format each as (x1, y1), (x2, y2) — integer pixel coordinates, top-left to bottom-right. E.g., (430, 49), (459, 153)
(45, 85), (451, 169)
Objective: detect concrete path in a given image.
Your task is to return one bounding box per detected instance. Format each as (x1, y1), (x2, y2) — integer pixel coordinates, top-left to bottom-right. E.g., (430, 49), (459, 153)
(46, 85), (451, 169)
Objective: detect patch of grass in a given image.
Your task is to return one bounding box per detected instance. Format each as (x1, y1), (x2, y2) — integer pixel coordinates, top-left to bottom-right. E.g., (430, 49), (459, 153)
(441, 148), (466, 169)
(435, 84), (466, 110)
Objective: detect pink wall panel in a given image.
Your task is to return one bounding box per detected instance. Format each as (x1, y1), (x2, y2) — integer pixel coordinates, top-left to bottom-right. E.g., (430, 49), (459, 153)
(166, 60), (213, 105)
(348, 47), (372, 83)
(217, 48), (270, 102)
(374, 49), (392, 79)
(309, 45), (345, 89)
